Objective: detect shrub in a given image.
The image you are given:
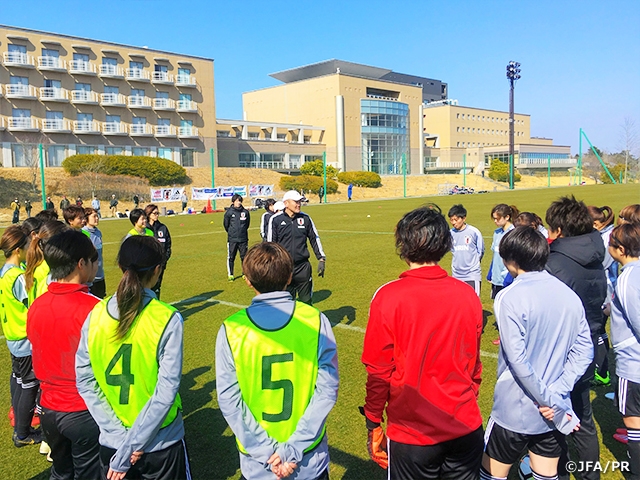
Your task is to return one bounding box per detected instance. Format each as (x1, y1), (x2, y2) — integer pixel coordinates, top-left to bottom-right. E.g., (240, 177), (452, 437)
(62, 154), (188, 186)
(279, 175), (338, 195)
(337, 171), (382, 188)
(600, 163), (625, 184)
(487, 159), (521, 183)
(300, 160), (339, 179)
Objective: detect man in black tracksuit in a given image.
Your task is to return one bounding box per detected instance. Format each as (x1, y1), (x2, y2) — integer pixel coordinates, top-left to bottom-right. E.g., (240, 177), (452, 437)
(545, 196), (607, 480)
(267, 190), (325, 305)
(223, 194), (250, 281)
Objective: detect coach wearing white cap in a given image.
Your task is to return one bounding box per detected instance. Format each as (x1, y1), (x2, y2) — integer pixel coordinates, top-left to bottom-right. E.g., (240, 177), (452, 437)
(267, 190), (326, 304)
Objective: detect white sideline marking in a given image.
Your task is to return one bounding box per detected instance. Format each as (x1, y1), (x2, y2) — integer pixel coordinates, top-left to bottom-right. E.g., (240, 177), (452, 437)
(171, 297), (499, 359)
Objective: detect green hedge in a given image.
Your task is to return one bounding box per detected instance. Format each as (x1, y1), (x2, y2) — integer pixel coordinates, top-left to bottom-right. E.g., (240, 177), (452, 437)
(279, 175), (338, 194)
(62, 154), (188, 186)
(337, 171), (382, 188)
(300, 159), (339, 178)
(487, 159), (521, 183)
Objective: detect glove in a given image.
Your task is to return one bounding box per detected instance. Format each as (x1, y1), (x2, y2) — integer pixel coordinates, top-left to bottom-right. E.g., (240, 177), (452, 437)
(317, 259), (325, 278)
(367, 426), (388, 469)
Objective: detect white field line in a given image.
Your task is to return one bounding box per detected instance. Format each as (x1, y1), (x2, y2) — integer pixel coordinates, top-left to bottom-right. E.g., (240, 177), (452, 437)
(171, 296), (499, 359)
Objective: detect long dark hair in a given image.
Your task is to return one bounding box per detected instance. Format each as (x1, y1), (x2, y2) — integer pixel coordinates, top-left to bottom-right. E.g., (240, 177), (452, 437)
(587, 205), (614, 229)
(115, 236), (164, 340)
(0, 226), (28, 259)
(24, 221), (67, 290)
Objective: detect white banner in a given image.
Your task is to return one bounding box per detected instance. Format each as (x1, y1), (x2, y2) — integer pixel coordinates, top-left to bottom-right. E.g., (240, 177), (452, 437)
(191, 186), (248, 200)
(150, 187), (186, 203)
(248, 184), (275, 197)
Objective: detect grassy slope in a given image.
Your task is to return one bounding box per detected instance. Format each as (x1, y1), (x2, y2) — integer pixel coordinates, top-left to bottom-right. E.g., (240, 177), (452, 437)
(0, 184), (637, 479)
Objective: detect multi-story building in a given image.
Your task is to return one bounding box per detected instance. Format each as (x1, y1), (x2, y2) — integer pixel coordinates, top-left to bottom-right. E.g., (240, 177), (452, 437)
(243, 59), (447, 175)
(0, 25), (215, 168)
(422, 102), (575, 174)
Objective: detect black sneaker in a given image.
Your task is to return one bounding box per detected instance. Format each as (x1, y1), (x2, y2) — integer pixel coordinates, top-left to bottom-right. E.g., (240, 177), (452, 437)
(13, 430), (42, 448)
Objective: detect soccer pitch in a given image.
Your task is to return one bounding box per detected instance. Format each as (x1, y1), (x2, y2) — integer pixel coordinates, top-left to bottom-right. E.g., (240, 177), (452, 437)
(1, 183), (638, 479)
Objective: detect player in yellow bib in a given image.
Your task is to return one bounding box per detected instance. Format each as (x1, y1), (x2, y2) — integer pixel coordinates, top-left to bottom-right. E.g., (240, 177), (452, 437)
(217, 242), (339, 480)
(125, 208), (154, 239)
(76, 235), (190, 480)
(0, 226), (42, 447)
(24, 220), (68, 306)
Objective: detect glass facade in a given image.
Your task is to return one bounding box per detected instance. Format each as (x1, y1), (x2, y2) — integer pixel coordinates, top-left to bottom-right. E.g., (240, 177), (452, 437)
(361, 99), (410, 174)
(181, 149), (194, 167)
(46, 146), (66, 167)
(484, 151), (573, 167)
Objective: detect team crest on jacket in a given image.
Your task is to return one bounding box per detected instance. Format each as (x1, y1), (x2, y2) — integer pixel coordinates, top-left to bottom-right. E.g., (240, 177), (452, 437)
(465, 236), (470, 244)
(158, 231), (164, 238)
(297, 217), (304, 226)
(240, 212), (246, 220)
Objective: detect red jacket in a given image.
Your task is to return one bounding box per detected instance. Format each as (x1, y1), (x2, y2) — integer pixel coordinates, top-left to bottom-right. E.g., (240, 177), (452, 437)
(362, 265), (483, 445)
(27, 283), (100, 412)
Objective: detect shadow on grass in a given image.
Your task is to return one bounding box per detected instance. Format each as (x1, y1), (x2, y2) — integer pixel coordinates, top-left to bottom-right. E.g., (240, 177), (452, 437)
(172, 290), (223, 320)
(181, 366), (240, 479)
(313, 289), (332, 304)
(325, 306), (357, 326)
(482, 309), (493, 332)
(329, 445), (385, 479)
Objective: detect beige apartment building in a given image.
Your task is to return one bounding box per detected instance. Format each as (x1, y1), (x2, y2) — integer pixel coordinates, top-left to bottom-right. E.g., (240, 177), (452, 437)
(0, 25), (215, 168)
(243, 59), (447, 175)
(422, 103), (574, 174)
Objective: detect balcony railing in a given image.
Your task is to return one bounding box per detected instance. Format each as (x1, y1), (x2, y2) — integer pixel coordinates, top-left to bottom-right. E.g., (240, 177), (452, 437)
(178, 126), (199, 138)
(71, 90), (99, 104)
(42, 119), (71, 132)
(5, 84), (37, 99)
(130, 124), (153, 136)
(177, 100), (198, 112)
(100, 93), (127, 107)
(39, 87), (69, 102)
(176, 74), (197, 87)
(128, 95), (152, 109)
(152, 71), (174, 84)
(3, 52), (35, 68)
(99, 64), (124, 78)
(74, 120), (101, 134)
(102, 122), (128, 135)
(37, 56), (66, 71)
(8, 117), (39, 131)
(69, 60), (97, 75)
(126, 68), (151, 82)
(152, 98), (176, 110)
(154, 125), (177, 137)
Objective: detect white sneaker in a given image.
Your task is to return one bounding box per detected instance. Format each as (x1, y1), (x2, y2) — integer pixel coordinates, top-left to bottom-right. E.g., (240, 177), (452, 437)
(518, 454), (533, 480)
(39, 441), (50, 455)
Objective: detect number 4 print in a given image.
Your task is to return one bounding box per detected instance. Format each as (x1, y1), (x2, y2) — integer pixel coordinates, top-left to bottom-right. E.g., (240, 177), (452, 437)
(105, 344), (135, 404)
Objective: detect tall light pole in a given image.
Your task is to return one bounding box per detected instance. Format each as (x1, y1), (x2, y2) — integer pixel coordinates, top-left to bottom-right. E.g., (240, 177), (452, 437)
(506, 61), (521, 190)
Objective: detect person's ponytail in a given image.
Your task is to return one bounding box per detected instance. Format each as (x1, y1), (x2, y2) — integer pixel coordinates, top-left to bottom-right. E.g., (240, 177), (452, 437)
(115, 236), (164, 340)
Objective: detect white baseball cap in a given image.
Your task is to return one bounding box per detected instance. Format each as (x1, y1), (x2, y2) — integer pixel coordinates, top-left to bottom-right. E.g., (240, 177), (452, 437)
(273, 201), (285, 211)
(282, 190), (304, 202)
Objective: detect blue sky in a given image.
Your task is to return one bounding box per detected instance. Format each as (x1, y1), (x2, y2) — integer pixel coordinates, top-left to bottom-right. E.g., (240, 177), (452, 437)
(3, 0), (639, 154)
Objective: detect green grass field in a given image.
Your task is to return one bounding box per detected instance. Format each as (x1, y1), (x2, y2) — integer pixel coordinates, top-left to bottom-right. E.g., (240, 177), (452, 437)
(1, 183), (639, 480)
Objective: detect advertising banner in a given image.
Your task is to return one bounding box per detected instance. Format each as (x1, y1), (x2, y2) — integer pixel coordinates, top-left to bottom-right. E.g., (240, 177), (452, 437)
(248, 184), (275, 197)
(191, 186), (248, 200)
(150, 187), (185, 203)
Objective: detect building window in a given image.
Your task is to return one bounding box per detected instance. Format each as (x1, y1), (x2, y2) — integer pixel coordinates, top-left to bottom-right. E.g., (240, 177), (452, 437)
(131, 88), (145, 97)
(73, 53), (89, 62)
(106, 115), (121, 123)
(217, 130), (230, 137)
(130, 60), (143, 70)
(106, 147), (124, 155)
(12, 144), (37, 167)
(248, 132), (260, 139)
(361, 99), (410, 174)
(158, 148), (172, 160)
(180, 149), (194, 167)
(46, 146), (66, 167)
(102, 57), (117, 66)
(104, 85), (119, 94)
(77, 146), (96, 155)
(133, 147), (149, 156)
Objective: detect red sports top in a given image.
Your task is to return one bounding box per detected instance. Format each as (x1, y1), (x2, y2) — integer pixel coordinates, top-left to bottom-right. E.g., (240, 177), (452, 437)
(27, 283), (100, 412)
(362, 265), (483, 445)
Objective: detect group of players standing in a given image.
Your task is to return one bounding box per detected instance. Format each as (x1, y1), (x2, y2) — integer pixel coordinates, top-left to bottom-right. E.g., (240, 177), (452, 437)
(1, 192), (640, 480)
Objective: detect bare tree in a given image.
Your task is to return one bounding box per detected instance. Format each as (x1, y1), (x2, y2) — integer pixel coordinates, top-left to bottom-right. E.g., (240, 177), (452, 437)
(12, 133), (49, 194)
(77, 156), (108, 198)
(619, 117), (639, 183)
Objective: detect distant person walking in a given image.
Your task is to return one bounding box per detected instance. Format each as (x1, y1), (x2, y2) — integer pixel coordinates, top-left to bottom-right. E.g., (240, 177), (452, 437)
(11, 198), (20, 224)
(59, 196), (71, 211)
(348, 183), (353, 201)
(133, 194), (139, 209)
(180, 192), (188, 212)
(45, 197), (54, 211)
(75, 197), (83, 207)
(318, 186), (324, 203)
(24, 200), (32, 218)
(109, 194), (118, 218)
(91, 196), (101, 218)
